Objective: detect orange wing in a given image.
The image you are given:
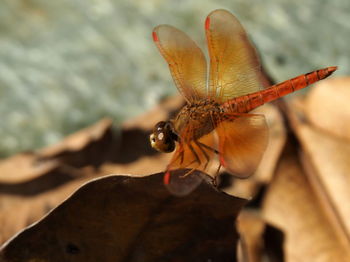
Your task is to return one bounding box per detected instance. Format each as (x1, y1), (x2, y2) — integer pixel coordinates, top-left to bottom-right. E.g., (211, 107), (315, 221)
(153, 25), (207, 103)
(205, 9), (264, 102)
(164, 169), (204, 196)
(216, 114), (268, 178)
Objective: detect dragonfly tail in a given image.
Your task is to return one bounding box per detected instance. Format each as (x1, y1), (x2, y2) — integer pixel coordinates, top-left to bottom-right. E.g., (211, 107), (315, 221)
(225, 66), (337, 113)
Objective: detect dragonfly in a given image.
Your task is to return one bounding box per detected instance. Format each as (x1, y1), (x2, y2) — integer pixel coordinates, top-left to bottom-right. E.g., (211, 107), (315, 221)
(149, 9), (337, 195)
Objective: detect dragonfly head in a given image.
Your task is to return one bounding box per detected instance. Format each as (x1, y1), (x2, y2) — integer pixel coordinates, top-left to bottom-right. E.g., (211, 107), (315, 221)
(150, 121), (177, 153)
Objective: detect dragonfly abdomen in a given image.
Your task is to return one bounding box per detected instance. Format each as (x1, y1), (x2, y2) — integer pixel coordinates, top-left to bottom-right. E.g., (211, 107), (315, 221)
(224, 66), (337, 113)
(258, 66), (337, 105)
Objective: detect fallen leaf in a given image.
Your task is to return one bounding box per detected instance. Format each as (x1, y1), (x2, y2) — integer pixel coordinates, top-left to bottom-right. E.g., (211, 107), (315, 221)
(0, 173), (247, 262)
(0, 118), (113, 188)
(0, 167), (98, 245)
(304, 77), (350, 141)
(236, 210), (265, 262)
(236, 211), (285, 262)
(263, 144), (350, 261)
(37, 118), (114, 168)
(0, 119), (114, 244)
(288, 94), (350, 248)
(0, 153), (58, 184)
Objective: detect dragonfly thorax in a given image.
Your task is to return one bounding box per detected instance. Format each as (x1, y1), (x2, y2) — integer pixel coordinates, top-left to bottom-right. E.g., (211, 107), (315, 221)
(173, 99), (222, 141)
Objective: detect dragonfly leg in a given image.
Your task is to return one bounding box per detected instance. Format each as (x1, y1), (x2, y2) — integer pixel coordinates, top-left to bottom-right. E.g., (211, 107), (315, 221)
(188, 141), (201, 165)
(196, 141), (219, 154)
(167, 146), (183, 167)
(215, 163), (222, 176)
(212, 163), (222, 187)
(180, 168), (196, 178)
(177, 142), (201, 178)
(194, 140), (211, 170)
(167, 152), (196, 172)
(178, 144), (185, 165)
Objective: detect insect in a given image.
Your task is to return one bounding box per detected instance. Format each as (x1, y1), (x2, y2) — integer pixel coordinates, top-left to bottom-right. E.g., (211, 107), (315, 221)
(150, 9), (337, 195)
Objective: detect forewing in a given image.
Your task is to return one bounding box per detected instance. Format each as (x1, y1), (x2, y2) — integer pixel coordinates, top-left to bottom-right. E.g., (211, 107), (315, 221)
(153, 25), (207, 103)
(205, 9), (264, 101)
(216, 114), (268, 178)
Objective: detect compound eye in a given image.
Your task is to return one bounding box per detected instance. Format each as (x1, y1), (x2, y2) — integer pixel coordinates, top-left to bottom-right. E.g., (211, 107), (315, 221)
(150, 121), (176, 153)
(160, 135), (175, 153)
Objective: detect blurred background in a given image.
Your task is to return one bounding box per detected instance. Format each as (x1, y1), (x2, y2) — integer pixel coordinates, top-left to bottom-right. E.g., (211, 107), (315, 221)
(0, 0), (348, 156)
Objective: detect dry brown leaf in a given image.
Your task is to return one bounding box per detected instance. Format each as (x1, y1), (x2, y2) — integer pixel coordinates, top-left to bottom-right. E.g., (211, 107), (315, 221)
(102, 154), (172, 178)
(37, 118), (113, 167)
(39, 118), (113, 158)
(288, 95), (350, 249)
(304, 77), (350, 141)
(297, 126), (350, 243)
(0, 173), (247, 262)
(0, 160), (92, 196)
(0, 153), (58, 184)
(236, 211), (285, 262)
(0, 167), (99, 245)
(236, 210), (265, 262)
(263, 146), (350, 261)
(0, 118), (113, 185)
(0, 119), (114, 244)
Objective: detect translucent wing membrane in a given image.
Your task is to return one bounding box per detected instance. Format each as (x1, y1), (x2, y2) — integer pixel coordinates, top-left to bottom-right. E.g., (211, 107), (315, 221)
(205, 9), (264, 102)
(164, 169), (204, 196)
(153, 25), (207, 103)
(216, 114), (268, 178)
